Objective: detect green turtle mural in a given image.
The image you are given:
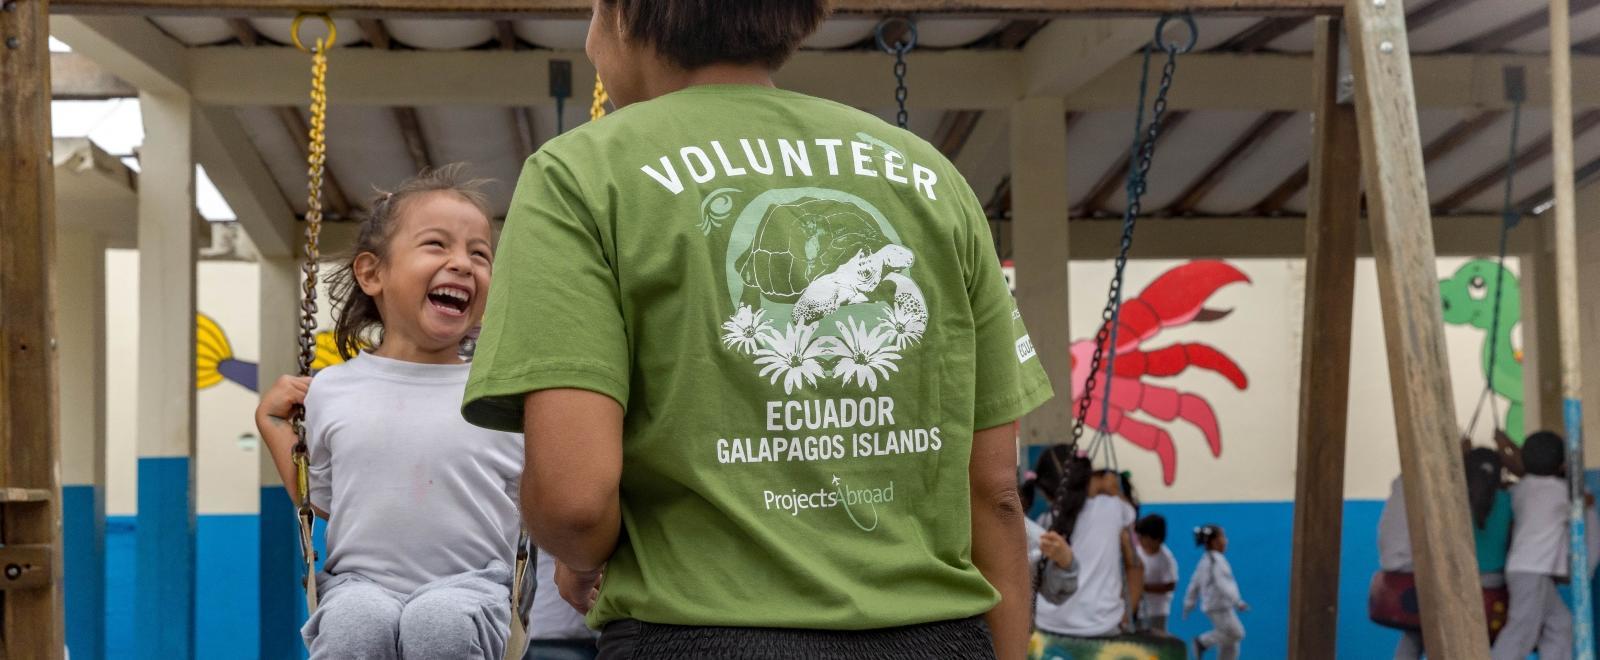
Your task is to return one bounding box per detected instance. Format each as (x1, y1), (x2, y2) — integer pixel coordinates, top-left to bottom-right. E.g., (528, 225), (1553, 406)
(1439, 259), (1524, 442)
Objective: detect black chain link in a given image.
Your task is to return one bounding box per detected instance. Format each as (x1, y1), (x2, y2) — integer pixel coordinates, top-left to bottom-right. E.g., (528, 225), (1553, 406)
(876, 18), (917, 130)
(1071, 42), (1184, 452)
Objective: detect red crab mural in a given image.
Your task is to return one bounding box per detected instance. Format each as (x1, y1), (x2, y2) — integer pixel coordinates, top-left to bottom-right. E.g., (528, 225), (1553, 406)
(1072, 261), (1251, 485)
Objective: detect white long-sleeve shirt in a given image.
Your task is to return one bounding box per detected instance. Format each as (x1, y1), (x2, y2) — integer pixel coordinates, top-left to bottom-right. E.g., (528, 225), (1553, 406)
(1505, 475), (1600, 577)
(1184, 551), (1243, 614)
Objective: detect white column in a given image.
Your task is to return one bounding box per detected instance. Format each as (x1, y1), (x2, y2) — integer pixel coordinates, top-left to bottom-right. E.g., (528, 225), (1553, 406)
(134, 90), (196, 658)
(1577, 183), (1600, 463)
(256, 255), (304, 658)
(58, 229), (107, 660)
(1009, 98), (1071, 445)
(1520, 219), (1563, 439)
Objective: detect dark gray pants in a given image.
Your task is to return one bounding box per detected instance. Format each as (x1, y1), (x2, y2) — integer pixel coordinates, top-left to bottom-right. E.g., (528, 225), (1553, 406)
(597, 616), (994, 659)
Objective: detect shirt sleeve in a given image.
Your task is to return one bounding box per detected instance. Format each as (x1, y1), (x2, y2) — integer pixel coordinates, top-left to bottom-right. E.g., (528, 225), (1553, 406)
(959, 176), (1054, 430)
(303, 380), (333, 513)
(463, 151), (631, 433)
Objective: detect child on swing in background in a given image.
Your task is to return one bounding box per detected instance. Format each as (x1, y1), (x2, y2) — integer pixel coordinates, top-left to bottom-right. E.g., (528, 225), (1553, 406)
(1185, 524), (1246, 660)
(255, 165), (526, 659)
(1491, 431), (1600, 660)
(1134, 514), (1178, 635)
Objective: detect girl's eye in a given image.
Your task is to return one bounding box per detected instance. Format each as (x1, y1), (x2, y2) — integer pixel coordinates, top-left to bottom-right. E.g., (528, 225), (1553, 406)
(425, 240), (445, 248)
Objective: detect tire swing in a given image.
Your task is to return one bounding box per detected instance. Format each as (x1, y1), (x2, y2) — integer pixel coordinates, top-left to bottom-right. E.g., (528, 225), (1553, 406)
(1030, 14), (1195, 660)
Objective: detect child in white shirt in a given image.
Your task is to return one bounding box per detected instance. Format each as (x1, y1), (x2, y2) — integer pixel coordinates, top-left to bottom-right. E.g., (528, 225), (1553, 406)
(1492, 431), (1600, 660)
(1134, 514), (1178, 634)
(1185, 524), (1246, 660)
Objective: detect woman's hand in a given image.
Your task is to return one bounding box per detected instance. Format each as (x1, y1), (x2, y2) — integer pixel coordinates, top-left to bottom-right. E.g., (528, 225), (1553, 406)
(256, 375), (311, 425)
(556, 560), (604, 614)
(1039, 531), (1074, 569)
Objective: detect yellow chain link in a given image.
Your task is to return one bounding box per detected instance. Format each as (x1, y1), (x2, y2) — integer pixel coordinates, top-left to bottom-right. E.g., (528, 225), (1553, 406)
(290, 12), (335, 614)
(591, 74), (609, 121)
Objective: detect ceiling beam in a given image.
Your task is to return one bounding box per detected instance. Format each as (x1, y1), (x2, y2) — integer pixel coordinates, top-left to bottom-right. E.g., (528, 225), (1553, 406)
(49, 15), (187, 95)
(1253, 109), (1507, 214)
(1170, 111), (1292, 214)
(1021, 18), (1151, 97)
(194, 106), (296, 258)
(933, 110), (984, 159)
(1076, 110), (1190, 215)
(52, 0), (1346, 18)
(392, 106), (435, 173)
(1436, 109), (1600, 212)
(273, 106), (354, 218)
(181, 49), (1600, 111)
(1455, 0), (1600, 53)
(356, 19), (391, 49)
(993, 19), (1048, 48)
(1403, 0), (1476, 33)
(50, 52), (136, 99)
(227, 18), (259, 46)
(1516, 155), (1600, 213)
(495, 20), (518, 50)
(1215, 16), (1308, 51)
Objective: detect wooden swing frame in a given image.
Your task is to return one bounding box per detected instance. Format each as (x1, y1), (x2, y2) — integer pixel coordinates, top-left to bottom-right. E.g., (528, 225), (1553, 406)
(6, 1), (1575, 658)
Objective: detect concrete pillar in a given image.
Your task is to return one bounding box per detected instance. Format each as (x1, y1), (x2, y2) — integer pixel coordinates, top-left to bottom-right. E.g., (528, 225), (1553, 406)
(134, 91), (197, 659)
(1009, 98), (1072, 446)
(1520, 219), (1564, 439)
(257, 256), (305, 659)
(1577, 184), (1600, 464)
(59, 229), (107, 660)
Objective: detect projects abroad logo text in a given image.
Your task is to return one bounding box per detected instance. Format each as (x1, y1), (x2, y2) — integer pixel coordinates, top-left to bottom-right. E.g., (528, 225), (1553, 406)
(762, 475), (894, 532)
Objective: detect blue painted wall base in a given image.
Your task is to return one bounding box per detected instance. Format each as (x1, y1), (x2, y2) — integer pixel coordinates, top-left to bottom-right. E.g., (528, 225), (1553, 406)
(135, 457), (194, 660)
(63, 485), (105, 660)
(260, 487), (309, 660)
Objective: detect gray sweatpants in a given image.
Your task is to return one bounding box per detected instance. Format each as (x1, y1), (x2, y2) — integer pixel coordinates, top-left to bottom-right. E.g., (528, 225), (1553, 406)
(302, 561), (512, 660)
(1491, 572), (1571, 660)
(1200, 609), (1244, 660)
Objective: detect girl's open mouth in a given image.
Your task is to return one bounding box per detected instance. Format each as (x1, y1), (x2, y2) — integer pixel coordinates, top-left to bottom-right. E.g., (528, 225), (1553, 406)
(427, 285), (471, 316)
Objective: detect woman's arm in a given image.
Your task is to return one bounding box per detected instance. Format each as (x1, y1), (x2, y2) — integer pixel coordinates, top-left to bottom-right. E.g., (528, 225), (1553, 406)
(970, 423), (1031, 660)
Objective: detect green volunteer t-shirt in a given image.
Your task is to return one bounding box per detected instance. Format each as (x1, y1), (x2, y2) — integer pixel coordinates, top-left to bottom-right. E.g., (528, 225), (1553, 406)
(463, 84), (1053, 630)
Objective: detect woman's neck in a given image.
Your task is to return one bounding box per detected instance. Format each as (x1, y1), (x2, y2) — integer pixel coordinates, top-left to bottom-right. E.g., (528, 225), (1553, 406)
(372, 334), (462, 365)
(639, 62), (775, 101)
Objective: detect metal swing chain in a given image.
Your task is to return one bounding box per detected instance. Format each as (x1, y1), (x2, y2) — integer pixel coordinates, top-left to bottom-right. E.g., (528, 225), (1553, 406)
(1072, 17), (1194, 463)
(1463, 72), (1524, 442)
(592, 74), (610, 121)
(289, 12), (335, 613)
(875, 18), (917, 129)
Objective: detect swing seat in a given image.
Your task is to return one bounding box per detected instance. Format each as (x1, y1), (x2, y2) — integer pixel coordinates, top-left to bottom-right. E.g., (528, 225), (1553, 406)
(1028, 630), (1187, 660)
(1367, 571), (1509, 641)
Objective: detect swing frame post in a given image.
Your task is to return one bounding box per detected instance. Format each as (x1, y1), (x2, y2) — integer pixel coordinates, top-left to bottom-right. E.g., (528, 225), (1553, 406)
(1345, 0), (1490, 656)
(0, 0), (67, 657)
(1286, 16), (1360, 660)
(1547, 0), (1593, 655)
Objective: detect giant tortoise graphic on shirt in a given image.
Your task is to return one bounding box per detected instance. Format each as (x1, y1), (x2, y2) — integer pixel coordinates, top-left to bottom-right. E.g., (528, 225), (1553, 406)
(719, 189), (929, 395)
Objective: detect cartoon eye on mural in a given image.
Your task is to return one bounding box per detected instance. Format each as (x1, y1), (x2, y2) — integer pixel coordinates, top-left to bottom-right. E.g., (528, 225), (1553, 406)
(1071, 261), (1251, 486)
(195, 313), (347, 393)
(1439, 259), (1524, 442)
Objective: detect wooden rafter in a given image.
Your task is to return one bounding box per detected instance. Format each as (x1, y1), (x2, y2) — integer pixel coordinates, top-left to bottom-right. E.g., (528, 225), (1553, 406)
(356, 18), (391, 49)
(50, 0), (1346, 17)
(1076, 110), (1190, 215)
(1577, 32), (1600, 53)
(993, 19), (1047, 48)
(1254, 110), (1505, 214)
(273, 106), (354, 217)
(392, 106), (435, 173)
(1170, 111), (1291, 214)
(1516, 154), (1600, 212)
(1403, 0), (1476, 33)
(227, 18), (259, 46)
(933, 110), (984, 159)
(1216, 16), (1308, 51)
(495, 20), (518, 50)
(50, 52), (136, 99)
(1455, 0), (1600, 53)
(1436, 109), (1600, 212)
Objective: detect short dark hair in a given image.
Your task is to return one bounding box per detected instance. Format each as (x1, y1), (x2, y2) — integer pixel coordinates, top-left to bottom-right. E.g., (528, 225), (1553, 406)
(599, 0), (828, 70)
(1523, 431), (1566, 477)
(1135, 514), (1167, 544)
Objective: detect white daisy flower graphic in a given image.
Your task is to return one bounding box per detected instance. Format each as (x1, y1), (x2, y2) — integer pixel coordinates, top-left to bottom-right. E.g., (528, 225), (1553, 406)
(720, 304), (774, 355)
(753, 322), (830, 394)
(875, 300), (928, 349)
(829, 317), (901, 391)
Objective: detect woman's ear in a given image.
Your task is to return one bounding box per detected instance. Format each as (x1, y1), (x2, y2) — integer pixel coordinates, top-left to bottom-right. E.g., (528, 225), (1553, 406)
(354, 252), (383, 297)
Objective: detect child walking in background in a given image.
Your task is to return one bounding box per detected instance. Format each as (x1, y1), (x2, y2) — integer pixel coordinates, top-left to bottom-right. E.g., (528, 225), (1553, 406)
(1491, 431), (1600, 660)
(1134, 515), (1177, 634)
(1185, 524), (1246, 660)
(255, 166), (525, 659)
